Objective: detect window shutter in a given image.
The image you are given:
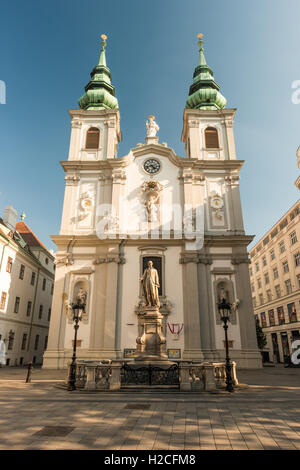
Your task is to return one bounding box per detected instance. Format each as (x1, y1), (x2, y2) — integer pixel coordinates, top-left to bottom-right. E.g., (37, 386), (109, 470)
(205, 127), (219, 148)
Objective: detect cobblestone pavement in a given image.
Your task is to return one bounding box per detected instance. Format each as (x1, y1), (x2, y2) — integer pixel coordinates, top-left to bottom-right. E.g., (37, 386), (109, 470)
(1, 365), (300, 450)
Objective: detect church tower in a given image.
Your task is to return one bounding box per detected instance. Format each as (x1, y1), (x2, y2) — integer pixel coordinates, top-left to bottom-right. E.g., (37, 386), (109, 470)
(43, 35), (261, 369)
(180, 34), (260, 365)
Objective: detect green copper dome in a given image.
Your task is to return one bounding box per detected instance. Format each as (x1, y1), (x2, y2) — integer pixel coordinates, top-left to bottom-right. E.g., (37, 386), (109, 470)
(78, 35), (119, 110)
(186, 35), (226, 110)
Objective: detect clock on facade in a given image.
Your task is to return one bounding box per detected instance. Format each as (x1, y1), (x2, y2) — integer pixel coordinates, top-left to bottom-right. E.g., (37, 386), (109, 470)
(143, 158), (161, 174)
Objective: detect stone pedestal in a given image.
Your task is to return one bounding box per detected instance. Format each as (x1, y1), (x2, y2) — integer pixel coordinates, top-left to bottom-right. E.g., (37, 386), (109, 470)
(135, 306), (168, 361)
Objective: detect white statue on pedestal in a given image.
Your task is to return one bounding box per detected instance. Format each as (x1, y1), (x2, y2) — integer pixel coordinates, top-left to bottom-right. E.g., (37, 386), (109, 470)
(146, 115), (159, 137)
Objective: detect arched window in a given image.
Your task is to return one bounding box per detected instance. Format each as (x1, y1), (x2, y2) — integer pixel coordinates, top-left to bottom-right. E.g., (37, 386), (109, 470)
(204, 127), (219, 149)
(85, 127), (100, 149)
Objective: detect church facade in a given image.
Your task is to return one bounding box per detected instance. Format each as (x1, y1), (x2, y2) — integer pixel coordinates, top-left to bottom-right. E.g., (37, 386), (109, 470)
(43, 35), (261, 369)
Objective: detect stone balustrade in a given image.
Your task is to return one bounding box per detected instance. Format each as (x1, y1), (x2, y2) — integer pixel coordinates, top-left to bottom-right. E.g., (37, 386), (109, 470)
(65, 360), (239, 392)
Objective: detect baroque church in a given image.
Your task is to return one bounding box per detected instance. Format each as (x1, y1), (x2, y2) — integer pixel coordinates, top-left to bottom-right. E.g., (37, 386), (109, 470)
(43, 34), (261, 369)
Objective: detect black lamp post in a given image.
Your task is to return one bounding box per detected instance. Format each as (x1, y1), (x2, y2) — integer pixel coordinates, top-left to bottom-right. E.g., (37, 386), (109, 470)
(67, 302), (84, 391)
(218, 298), (234, 393)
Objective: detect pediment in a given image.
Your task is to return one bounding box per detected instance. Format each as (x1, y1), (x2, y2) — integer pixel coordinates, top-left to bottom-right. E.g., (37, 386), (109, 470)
(130, 143), (184, 167)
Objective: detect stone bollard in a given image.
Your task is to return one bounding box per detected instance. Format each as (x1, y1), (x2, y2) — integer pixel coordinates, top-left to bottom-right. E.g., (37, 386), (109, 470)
(179, 362), (192, 391)
(231, 361), (239, 386)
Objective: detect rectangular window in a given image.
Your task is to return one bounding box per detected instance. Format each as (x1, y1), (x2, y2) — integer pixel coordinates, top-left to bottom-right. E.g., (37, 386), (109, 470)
(26, 301), (32, 317)
(34, 334), (39, 350)
(288, 302), (297, 323)
(14, 297), (20, 313)
(51, 283), (54, 295)
(44, 336), (48, 350)
(290, 231), (298, 245)
(268, 309), (275, 326)
(250, 267), (253, 277)
(280, 219), (288, 230)
(297, 274), (300, 289)
(48, 308), (51, 322)
(261, 312), (267, 328)
(275, 285), (281, 298)
(279, 241), (285, 253)
(277, 306), (285, 325)
(31, 272), (36, 286)
(270, 249), (275, 260)
(267, 290), (272, 302)
(6, 257), (13, 273)
(294, 253), (300, 267)
(273, 267), (279, 279)
(251, 283), (255, 292)
(283, 261), (289, 273)
(255, 262), (259, 272)
(285, 279), (292, 295)
(253, 297), (257, 308)
(0, 292), (7, 310)
(263, 236), (269, 246)
(264, 273), (270, 284)
(21, 333), (27, 350)
(262, 256), (267, 267)
(19, 264), (25, 280)
(271, 228), (278, 239)
(38, 305), (43, 319)
(42, 278), (46, 291)
(257, 278), (262, 289)
(259, 293), (264, 305)
(8, 332), (14, 350)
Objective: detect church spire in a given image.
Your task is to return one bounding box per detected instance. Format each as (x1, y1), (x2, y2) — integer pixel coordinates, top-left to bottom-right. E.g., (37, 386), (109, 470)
(78, 34), (119, 110)
(186, 34), (226, 110)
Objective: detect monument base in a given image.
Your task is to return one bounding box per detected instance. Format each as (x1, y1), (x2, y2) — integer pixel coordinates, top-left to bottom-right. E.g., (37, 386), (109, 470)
(135, 305), (168, 362)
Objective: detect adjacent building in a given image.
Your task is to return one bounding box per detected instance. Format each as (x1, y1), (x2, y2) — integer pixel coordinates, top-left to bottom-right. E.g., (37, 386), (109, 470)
(0, 206), (55, 366)
(44, 35), (261, 369)
(249, 200), (300, 363)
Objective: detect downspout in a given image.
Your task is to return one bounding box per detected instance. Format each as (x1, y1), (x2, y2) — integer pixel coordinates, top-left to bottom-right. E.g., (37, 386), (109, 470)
(57, 237), (75, 368)
(27, 266), (40, 360)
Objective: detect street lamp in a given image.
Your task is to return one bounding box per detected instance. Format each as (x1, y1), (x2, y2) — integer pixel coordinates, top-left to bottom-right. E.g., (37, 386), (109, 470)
(218, 298), (234, 393)
(67, 302), (85, 391)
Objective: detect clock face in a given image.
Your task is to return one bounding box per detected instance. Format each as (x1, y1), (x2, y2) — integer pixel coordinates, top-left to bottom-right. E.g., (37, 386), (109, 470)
(143, 158), (161, 174)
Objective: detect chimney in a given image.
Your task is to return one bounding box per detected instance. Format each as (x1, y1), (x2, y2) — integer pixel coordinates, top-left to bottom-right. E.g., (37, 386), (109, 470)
(3, 205), (18, 229)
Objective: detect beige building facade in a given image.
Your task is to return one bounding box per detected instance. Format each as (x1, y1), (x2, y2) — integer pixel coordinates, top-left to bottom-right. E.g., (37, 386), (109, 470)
(0, 206), (55, 366)
(249, 200), (300, 363)
(43, 36), (261, 369)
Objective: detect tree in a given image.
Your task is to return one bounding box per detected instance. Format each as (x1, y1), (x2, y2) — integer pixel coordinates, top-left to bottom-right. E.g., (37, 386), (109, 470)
(255, 318), (267, 350)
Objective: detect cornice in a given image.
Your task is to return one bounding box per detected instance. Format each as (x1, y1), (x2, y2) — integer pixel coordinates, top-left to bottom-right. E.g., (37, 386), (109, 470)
(60, 158), (244, 173)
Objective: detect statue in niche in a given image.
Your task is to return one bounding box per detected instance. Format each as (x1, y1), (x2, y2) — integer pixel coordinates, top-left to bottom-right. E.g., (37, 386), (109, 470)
(140, 260), (160, 308)
(218, 284), (230, 304)
(146, 115), (159, 137)
(76, 287), (87, 311)
(141, 181), (162, 223)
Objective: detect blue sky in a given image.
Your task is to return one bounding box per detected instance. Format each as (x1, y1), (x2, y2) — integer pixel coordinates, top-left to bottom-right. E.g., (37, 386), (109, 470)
(0, 0), (299, 250)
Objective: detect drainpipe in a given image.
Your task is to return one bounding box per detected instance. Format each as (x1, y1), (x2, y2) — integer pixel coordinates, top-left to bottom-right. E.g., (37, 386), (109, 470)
(27, 266), (40, 361)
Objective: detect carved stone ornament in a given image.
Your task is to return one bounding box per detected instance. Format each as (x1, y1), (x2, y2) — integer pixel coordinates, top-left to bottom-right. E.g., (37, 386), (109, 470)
(210, 192), (224, 220)
(65, 175), (80, 185)
(93, 255), (125, 265)
(78, 192), (94, 221)
(54, 255), (74, 266)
